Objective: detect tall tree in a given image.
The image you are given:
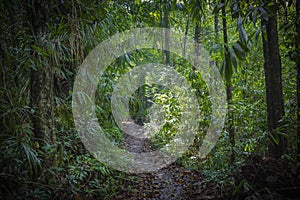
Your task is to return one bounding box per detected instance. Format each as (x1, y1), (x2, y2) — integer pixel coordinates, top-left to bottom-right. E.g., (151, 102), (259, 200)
(214, 4), (219, 62)
(25, 0), (55, 164)
(194, 23), (201, 67)
(261, 3), (286, 158)
(296, 0), (300, 161)
(163, 0), (170, 65)
(188, 0), (204, 68)
(221, 0), (235, 163)
(183, 13), (190, 57)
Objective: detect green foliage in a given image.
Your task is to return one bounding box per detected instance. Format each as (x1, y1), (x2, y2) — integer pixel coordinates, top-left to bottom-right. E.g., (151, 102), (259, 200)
(148, 86), (182, 148)
(0, 0), (299, 199)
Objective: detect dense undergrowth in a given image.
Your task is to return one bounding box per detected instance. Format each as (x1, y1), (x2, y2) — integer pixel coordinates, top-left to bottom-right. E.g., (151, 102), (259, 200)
(1, 0), (299, 199)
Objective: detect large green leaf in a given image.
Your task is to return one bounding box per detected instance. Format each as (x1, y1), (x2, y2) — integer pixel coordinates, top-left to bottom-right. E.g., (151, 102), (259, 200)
(229, 47), (237, 71)
(233, 42), (246, 60)
(221, 45), (234, 83)
(31, 45), (49, 57)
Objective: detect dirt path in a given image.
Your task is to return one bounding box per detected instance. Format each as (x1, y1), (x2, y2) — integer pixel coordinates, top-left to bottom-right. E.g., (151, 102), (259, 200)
(117, 119), (224, 200)
(122, 119), (151, 153)
(114, 120), (300, 199)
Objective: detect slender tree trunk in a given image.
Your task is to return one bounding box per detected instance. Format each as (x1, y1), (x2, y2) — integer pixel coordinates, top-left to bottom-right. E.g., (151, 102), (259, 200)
(226, 80), (235, 163)
(261, 5), (286, 158)
(183, 14), (190, 57)
(221, 0), (228, 48)
(296, 0), (300, 161)
(159, 0), (164, 62)
(194, 23), (201, 69)
(27, 0), (55, 165)
(214, 9), (219, 67)
(221, 0), (235, 163)
(214, 11), (219, 44)
(163, 5), (170, 65)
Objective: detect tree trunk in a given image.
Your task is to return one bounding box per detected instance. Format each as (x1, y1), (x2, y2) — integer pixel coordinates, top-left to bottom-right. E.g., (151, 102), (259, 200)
(226, 80), (235, 163)
(183, 14), (190, 57)
(163, 6), (170, 65)
(296, 0), (300, 161)
(214, 11), (219, 45)
(221, 0), (235, 163)
(261, 5), (286, 158)
(27, 0), (55, 161)
(31, 69), (55, 144)
(194, 23), (201, 69)
(214, 6), (219, 67)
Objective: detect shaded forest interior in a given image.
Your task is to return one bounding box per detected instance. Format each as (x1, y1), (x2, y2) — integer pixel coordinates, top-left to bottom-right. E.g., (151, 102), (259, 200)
(0, 0), (300, 199)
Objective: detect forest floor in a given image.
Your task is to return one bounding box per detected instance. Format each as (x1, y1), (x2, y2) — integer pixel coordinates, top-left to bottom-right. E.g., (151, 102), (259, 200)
(112, 119), (228, 200)
(108, 119), (300, 200)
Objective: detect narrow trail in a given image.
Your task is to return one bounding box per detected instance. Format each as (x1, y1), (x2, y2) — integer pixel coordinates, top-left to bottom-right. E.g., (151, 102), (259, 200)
(123, 119), (151, 153)
(115, 119), (224, 200)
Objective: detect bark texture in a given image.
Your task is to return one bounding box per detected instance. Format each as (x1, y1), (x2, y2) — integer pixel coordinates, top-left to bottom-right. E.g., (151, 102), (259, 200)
(221, 0), (235, 163)
(296, 0), (300, 160)
(261, 5), (286, 158)
(27, 0), (55, 148)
